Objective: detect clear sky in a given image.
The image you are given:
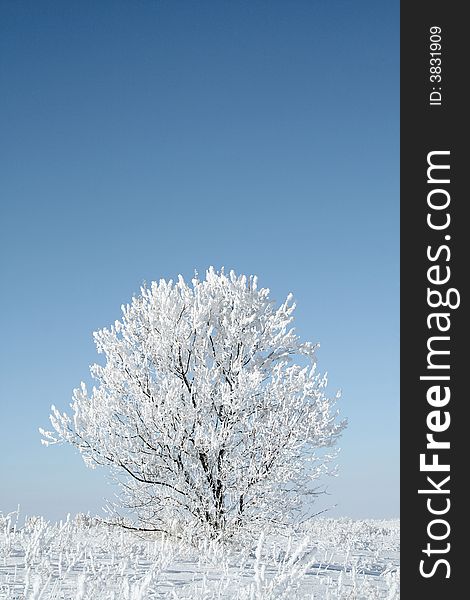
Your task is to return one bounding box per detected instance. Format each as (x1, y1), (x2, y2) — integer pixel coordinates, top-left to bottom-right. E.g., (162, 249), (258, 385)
(0, 0), (398, 521)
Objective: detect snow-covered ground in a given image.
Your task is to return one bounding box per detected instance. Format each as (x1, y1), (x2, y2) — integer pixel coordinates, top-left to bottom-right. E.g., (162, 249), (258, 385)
(0, 511), (399, 599)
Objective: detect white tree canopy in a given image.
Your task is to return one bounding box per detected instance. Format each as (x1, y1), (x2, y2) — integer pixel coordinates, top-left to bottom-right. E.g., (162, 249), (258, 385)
(40, 267), (346, 538)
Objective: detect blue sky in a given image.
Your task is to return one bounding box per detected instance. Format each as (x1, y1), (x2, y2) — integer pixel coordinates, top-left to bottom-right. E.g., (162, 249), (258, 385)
(0, 0), (398, 520)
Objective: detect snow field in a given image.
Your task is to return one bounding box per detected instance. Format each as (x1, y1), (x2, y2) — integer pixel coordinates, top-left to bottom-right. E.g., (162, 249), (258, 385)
(0, 512), (399, 599)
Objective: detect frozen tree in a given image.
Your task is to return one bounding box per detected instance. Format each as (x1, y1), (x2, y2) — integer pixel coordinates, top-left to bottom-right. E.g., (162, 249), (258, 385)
(40, 268), (345, 539)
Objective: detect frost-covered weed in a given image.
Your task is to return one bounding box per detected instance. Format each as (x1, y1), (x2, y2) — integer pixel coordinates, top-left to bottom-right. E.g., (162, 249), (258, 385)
(0, 513), (399, 599)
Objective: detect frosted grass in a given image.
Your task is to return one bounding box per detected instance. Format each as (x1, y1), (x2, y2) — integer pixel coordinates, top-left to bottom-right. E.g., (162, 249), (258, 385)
(0, 511), (399, 599)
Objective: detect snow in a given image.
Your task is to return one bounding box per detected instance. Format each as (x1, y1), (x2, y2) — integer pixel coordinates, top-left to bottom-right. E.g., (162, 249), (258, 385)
(0, 511), (399, 599)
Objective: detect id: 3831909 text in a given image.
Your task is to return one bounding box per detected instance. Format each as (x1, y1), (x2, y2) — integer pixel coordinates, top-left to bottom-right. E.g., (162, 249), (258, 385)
(429, 26), (443, 106)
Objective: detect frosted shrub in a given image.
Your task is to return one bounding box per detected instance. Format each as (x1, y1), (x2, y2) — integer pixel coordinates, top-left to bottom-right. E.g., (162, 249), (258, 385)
(41, 268), (345, 540)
